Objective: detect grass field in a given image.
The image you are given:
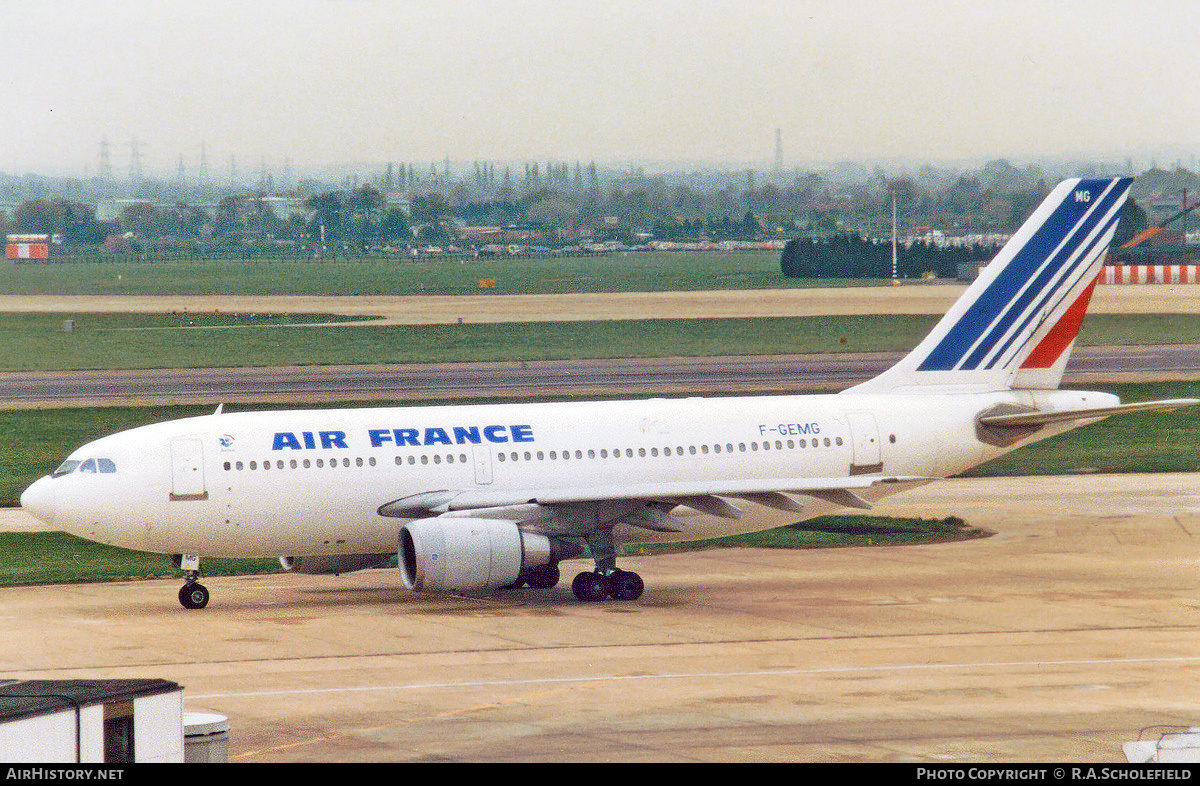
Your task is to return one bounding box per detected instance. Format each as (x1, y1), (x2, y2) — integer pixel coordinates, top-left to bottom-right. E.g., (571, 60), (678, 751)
(3, 381), (1199, 507)
(0, 516), (984, 588)
(5, 311), (1200, 371)
(0, 253), (852, 297)
(0, 531), (280, 587)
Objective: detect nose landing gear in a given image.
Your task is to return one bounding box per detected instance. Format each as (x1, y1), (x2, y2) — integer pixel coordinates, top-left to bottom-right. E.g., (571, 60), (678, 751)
(172, 553), (210, 609)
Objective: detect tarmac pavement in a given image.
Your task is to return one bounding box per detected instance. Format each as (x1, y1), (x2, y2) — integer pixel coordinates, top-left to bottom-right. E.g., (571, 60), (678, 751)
(2, 473), (1200, 762)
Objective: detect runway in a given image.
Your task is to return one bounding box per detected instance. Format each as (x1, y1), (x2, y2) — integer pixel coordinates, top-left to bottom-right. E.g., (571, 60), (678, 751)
(2, 344), (1199, 407)
(2, 473), (1199, 762)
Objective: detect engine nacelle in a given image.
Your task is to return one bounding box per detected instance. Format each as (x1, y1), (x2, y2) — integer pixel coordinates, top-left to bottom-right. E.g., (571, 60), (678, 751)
(279, 554), (393, 575)
(399, 518), (553, 593)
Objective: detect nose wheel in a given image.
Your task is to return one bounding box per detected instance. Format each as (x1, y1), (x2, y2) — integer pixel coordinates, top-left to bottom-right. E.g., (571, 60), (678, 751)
(173, 553), (210, 609)
(179, 582), (210, 609)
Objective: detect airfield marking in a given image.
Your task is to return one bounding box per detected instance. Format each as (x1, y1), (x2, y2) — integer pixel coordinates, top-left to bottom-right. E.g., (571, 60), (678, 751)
(188, 652), (1200, 703)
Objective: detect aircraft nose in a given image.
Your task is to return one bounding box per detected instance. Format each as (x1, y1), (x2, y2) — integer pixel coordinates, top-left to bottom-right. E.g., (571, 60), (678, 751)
(20, 477), (55, 526)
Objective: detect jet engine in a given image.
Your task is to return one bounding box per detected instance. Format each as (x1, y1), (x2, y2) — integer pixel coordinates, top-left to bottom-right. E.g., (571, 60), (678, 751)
(399, 518), (558, 593)
(279, 554), (393, 575)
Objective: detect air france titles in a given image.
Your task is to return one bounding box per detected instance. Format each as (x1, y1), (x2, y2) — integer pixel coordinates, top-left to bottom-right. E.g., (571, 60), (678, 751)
(271, 425), (535, 451)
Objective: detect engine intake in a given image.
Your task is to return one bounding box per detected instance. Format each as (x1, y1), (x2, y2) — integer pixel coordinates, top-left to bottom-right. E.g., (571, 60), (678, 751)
(399, 518), (555, 593)
(279, 554), (393, 575)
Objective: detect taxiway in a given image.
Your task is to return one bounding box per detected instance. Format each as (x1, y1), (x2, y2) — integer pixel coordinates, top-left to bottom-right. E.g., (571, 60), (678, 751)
(2, 474), (1198, 762)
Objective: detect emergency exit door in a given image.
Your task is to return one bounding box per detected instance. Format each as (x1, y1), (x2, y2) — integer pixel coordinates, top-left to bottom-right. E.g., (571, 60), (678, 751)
(473, 444), (494, 485)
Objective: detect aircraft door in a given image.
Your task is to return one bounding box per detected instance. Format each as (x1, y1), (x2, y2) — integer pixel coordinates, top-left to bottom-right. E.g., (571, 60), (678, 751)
(472, 444), (493, 485)
(169, 437), (208, 500)
(845, 412), (883, 474)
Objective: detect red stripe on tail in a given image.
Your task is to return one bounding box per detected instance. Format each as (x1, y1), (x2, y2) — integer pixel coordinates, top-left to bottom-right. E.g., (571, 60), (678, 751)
(1020, 275), (1099, 369)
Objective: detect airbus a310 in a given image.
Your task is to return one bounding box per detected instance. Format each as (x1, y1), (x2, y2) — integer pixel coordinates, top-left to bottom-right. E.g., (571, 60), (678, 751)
(21, 177), (1195, 608)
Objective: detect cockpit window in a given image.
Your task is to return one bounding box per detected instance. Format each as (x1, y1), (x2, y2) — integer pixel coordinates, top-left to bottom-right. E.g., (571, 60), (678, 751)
(51, 460), (80, 478)
(52, 458), (116, 477)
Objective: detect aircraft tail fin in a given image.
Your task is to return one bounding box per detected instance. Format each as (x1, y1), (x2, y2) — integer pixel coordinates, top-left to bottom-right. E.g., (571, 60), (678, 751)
(847, 177), (1133, 394)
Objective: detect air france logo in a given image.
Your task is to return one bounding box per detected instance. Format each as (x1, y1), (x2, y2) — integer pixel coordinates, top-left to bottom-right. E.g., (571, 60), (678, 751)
(218, 434), (236, 451)
(368, 424), (534, 447)
(271, 424), (535, 450)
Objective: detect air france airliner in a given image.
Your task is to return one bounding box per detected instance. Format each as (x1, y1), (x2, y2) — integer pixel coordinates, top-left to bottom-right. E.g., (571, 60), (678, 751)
(19, 177), (1197, 609)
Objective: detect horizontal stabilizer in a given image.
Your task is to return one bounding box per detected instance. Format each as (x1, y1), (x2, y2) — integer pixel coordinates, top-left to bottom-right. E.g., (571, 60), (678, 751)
(978, 398), (1199, 428)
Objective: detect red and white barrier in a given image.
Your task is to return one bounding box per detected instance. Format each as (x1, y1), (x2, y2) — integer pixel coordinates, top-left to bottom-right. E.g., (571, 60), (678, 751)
(1101, 265), (1200, 284)
(4, 242), (49, 260)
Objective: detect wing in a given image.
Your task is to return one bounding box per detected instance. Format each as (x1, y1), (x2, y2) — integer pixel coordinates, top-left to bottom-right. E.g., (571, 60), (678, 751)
(378, 474), (935, 535)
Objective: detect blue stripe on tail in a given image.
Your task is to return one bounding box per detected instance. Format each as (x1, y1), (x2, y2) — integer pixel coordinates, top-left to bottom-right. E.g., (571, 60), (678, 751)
(916, 178), (1129, 372)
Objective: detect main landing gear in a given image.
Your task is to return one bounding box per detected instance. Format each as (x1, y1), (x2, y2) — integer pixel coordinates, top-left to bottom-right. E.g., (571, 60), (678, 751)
(572, 568), (644, 602)
(172, 553), (210, 609)
(571, 527), (644, 602)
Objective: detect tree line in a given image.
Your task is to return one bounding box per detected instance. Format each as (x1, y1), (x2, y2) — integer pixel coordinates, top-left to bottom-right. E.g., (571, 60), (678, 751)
(0, 159), (1180, 256)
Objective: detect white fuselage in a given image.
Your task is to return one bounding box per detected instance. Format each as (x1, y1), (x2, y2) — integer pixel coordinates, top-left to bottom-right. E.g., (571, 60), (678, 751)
(24, 387), (1112, 558)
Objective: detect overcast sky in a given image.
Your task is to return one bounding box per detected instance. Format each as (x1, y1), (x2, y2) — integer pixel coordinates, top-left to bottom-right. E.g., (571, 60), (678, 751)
(4, 0), (1200, 177)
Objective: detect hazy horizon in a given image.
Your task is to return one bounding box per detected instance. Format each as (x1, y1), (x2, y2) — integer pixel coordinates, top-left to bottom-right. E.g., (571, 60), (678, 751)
(5, 0), (1200, 180)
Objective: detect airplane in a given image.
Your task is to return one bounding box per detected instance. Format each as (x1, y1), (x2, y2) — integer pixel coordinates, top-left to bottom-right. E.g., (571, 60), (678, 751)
(18, 177), (1198, 609)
